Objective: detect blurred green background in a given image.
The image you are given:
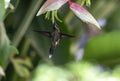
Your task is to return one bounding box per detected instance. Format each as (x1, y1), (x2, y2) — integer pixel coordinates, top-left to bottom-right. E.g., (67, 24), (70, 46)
(0, 0), (120, 81)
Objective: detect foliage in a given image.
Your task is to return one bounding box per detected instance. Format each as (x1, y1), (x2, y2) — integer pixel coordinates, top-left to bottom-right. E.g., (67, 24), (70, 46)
(0, 0), (120, 81)
(32, 62), (120, 81)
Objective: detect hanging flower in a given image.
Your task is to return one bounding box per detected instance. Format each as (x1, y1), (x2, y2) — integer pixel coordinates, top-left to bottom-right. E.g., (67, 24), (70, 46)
(36, 0), (101, 29)
(68, 0), (101, 29)
(36, 0), (68, 16)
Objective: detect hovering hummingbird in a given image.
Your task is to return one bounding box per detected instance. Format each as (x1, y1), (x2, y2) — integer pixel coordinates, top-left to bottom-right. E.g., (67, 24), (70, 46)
(34, 22), (74, 58)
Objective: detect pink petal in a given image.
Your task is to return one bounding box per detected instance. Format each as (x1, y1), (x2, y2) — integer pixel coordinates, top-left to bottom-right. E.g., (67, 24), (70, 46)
(37, 0), (68, 16)
(68, 1), (101, 29)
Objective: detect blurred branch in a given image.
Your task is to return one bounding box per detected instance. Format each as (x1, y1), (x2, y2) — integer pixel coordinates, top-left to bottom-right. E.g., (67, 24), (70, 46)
(20, 38), (30, 55)
(27, 33), (53, 64)
(91, 0), (119, 18)
(12, 0), (43, 47)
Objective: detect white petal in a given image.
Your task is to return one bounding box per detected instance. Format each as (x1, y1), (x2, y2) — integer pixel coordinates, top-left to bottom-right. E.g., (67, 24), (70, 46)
(70, 3), (101, 29)
(36, 0), (68, 16)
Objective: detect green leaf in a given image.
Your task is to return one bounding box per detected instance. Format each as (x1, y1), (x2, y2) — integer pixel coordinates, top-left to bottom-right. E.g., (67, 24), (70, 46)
(0, 23), (19, 66)
(9, 45), (19, 55)
(0, 22), (10, 66)
(11, 57), (32, 77)
(83, 31), (120, 65)
(0, 0), (5, 21)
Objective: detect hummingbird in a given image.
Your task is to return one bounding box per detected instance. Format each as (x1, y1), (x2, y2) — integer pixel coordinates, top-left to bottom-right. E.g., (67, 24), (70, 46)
(34, 22), (74, 58)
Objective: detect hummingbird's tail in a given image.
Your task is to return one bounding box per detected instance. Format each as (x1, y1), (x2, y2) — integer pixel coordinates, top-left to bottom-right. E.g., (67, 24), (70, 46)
(49, 47), (54, 58)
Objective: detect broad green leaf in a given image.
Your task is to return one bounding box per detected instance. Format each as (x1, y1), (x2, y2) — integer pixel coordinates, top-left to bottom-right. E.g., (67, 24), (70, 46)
(0, 22), (10, 66)
(9, 45), (19, 55)
(0, 22), (18, 66)
(11, 57), (32, 77)
(83, 31), (120, 65)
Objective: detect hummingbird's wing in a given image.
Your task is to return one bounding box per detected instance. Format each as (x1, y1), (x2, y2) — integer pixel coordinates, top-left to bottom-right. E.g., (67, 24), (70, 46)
(34, 30), (52, 37)
(60, 33), (74, 39)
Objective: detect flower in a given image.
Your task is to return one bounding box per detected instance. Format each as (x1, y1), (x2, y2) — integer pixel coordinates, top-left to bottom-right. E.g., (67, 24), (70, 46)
(36, 0), (68, 16)
(68, 0), (101, 29)
(37, 0), (101, 29)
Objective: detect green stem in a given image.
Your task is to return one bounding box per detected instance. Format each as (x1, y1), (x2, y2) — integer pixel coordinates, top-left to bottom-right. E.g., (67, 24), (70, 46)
(12, 0), (43, 47)
(20, 38), (30, 56)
